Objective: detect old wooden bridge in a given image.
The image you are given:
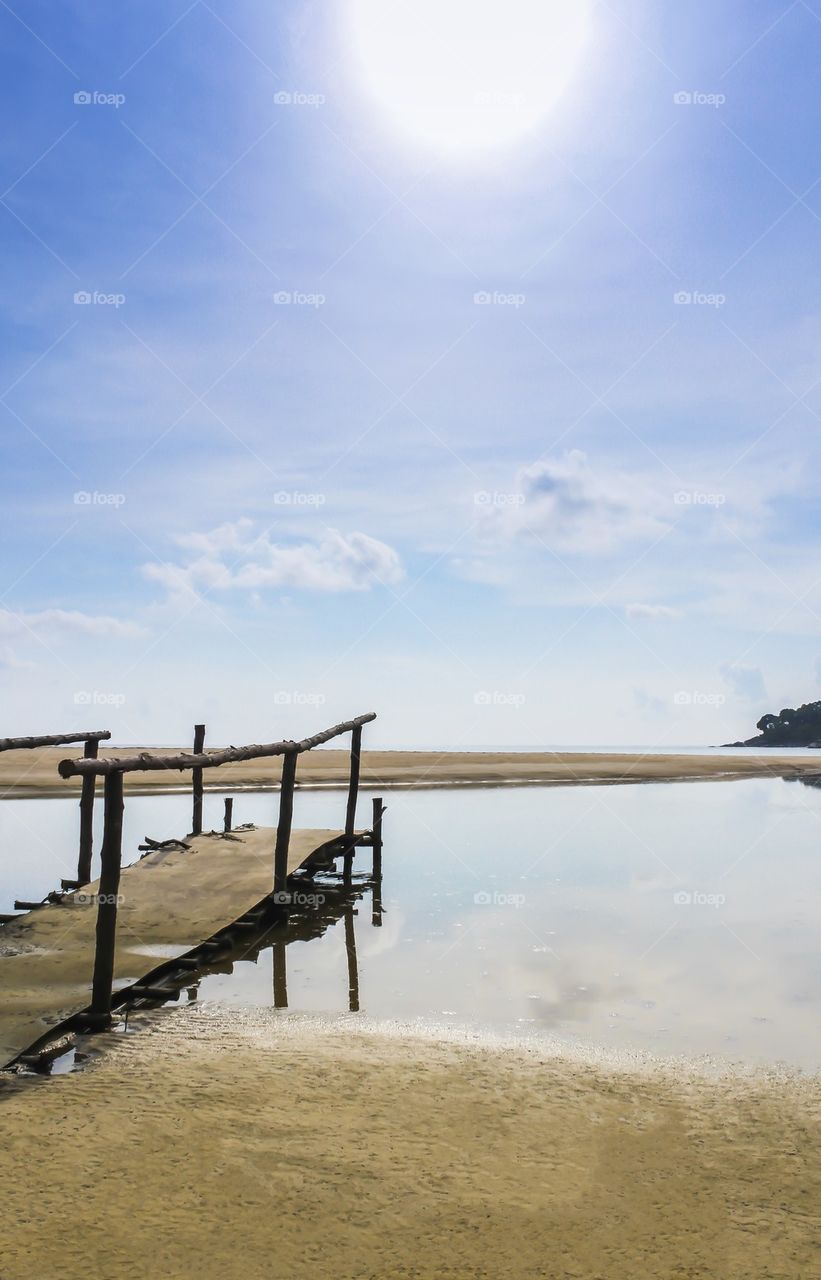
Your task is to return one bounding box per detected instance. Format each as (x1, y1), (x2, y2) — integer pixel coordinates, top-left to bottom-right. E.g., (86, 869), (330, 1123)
(0, 713), (384, 1070)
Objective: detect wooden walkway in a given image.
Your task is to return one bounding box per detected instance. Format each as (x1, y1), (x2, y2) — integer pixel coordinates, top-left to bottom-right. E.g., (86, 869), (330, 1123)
(0, 826), (360, 1067)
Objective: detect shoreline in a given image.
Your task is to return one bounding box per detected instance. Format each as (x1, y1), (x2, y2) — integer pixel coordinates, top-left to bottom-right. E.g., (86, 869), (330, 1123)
(2, 1006), (818, 1279)
(2, 746), (821, 798)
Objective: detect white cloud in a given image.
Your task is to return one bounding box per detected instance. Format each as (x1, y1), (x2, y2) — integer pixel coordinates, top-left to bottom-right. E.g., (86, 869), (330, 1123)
(479, 451), (670, 554)
(0, 609), (144, 640)
(625, 602), (683, 620)
(143, 521), (403, 597)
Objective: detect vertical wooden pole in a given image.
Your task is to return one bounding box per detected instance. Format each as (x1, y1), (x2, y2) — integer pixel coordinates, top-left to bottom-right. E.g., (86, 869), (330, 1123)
(371, 796), (383, 927)
(343, 903), (360, 1012)
(343, 725), (362, 884)
(77, 737), (99, 885)
(273, 750), (298, 900)
(344, 725), (362, 838)
(272, 938), (288, 1008)
(191, 723), (205, 836)
(371, 797), (383, 878)
(89, 770), (124, 1025)
(223, 798), (233, 833)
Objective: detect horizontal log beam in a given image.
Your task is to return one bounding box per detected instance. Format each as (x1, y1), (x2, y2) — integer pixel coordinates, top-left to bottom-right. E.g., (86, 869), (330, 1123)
(57, 713), (377, 778)
(0, 730), (111, 753)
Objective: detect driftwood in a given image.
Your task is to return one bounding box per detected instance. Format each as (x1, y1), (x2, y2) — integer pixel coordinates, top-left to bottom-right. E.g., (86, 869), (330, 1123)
(138, 836), (192, 852)
(0, 730), (110, 752)
(57, 713), (377, 777)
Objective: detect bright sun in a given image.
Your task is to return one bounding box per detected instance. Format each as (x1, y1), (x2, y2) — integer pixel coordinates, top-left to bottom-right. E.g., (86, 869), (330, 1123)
(347, 0), (590, 155)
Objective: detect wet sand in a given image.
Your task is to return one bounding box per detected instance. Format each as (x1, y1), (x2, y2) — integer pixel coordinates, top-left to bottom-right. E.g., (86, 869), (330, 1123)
(0, 1008), (818, 1279)
(2, 745), (820, 796)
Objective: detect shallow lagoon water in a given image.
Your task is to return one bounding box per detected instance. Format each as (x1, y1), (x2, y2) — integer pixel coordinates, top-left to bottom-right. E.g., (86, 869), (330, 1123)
(2, 777), (820, 1069)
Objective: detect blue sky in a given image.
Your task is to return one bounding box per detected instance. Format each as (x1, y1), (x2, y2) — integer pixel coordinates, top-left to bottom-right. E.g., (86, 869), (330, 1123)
(2, 0), (821, 746)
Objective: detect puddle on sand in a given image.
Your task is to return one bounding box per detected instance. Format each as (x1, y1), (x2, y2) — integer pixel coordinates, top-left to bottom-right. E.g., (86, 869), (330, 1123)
(2, 777), (821, 1070)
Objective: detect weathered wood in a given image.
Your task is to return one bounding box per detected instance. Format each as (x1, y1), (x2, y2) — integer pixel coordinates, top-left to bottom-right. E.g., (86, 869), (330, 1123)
(273, 751), (298, 898)
(372, 796), (384, 879)
(77, 736), (99, 884)
(89, 770), (124, 1025)
(272, 938), (288, 1008)
(345, 725), (362, 838)
(58, 713), (377, 777)
(223, 798), (233, 833)
(344, 904), (359, 1012)
(191, 724), (205, 835)
(14, 900), (46, 911)
(0, 913), (22, 924)
(0, 729), (110, 752)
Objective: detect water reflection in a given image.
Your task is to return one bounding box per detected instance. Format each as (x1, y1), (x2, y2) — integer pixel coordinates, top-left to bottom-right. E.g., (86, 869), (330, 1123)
(2, 778), (821, 1068)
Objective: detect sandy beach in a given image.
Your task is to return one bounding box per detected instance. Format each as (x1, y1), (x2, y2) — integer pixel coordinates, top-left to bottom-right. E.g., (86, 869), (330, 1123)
(2, 745), (820, 797)
(1, 1008), (818, 1280)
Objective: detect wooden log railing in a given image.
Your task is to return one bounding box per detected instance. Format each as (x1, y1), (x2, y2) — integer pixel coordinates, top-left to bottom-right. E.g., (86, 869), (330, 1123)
(0, 730), (112, 891)
(56, 712), (377, 1026)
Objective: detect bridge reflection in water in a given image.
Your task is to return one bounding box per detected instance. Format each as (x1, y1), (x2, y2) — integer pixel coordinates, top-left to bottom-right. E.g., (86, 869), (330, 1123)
(185, 868), (384, 1015)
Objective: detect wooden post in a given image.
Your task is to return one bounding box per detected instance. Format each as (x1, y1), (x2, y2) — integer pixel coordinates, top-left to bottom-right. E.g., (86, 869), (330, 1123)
(89, 770), (124, 1025)
(223, 798), (233, 833)
(344, 725), (362, 838)
(191, 724), (205, 836)
(272, 938), (288, 1008)
(77, 737), (99, 885)
(343, 725), (362, 883)
(371, 796), (383, 878)
(343, 903), (360, 1012)
(273, 750), (298, 900)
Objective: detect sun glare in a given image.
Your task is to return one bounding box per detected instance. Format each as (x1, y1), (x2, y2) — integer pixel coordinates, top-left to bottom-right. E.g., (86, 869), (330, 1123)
(347, 0), (589, 155)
